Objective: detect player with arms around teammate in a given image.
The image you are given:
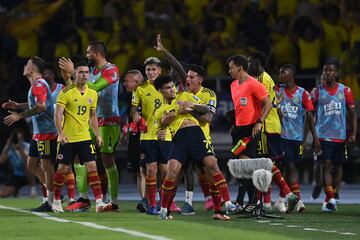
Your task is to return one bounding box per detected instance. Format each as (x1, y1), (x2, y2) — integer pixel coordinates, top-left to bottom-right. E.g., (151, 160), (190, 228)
(52, 61), (112, 213)
(3, 57), (57, 212)
(154, 75), (236, 220)
(311, 59), (357, 212)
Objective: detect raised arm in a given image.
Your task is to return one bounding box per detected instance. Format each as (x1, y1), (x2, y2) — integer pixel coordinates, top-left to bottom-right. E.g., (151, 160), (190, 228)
(154, 34), (187, 83)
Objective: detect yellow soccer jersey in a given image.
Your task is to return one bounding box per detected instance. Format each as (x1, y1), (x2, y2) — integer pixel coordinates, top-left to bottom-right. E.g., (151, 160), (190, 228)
(56, 84), (98, 143)
(154, 92), (202, 138)
(132, 80), (171, 141)
(194, 87), (217, 143)
(258, 72), (281, 134)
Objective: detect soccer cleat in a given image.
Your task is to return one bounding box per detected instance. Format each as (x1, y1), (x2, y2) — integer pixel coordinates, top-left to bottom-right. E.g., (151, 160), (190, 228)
(225, 202), (237, 214)
(136, 198), (148, 213)
(311, 185), (322, 200)
(170, 201), (181, 213)
(52, 200), (64, 213)
(322, 202), (332, 212)
(263, 202), (272, 211)
(95, 200), (112, 213)
(325, 198), (337, 212)
(286, 193), (299, 213)
(296, 199), (305, 213)
(65, 197), (91, 212)
(243, 203), (256, 214)
(147, 206), (158, 215)
(274, 198), (286, 213)
(159, 208), (169, 220)
(181, 202), (195, 215)
(31, 201), (52, 212)
(213, 212), (231, 221)
(110, 203), (120, 212)
(204, 197), (214, 211)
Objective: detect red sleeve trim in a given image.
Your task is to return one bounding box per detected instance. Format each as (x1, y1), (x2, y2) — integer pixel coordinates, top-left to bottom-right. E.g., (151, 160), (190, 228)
(102, 66), (119, 84)
(32, 82), (48, 103)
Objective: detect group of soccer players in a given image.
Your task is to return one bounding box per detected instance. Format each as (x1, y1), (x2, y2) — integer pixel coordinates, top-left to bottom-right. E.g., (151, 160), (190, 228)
(1, 33), (357, 219)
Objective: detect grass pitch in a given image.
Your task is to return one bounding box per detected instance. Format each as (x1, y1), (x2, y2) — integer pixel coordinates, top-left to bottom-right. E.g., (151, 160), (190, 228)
(0, 198), (359, 240)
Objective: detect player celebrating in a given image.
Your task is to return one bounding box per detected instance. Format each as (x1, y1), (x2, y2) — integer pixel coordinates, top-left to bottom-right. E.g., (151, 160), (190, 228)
(59, 42), (121, 211)
(52, 61), (112, 213)
(154, 34), (215, 214)
(131, 57), (179, 215)
(154, 75), (236, 220)
(3, 57), (57, 212)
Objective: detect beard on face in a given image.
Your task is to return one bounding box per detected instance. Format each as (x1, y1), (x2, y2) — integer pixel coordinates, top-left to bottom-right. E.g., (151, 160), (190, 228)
(88, 58), (96, 67)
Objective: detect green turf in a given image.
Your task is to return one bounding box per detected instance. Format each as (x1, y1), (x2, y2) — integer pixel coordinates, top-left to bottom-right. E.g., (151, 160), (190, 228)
(0, 198), (359, 240)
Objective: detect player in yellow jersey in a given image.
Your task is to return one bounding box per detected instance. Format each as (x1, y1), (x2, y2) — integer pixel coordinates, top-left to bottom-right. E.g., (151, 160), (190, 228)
(131, 57), (180, 214)
(154, 34), (217, 214)
(248, 52), (299, 213)
(154, 75), (236, 220)
(52, 61), (111, 213)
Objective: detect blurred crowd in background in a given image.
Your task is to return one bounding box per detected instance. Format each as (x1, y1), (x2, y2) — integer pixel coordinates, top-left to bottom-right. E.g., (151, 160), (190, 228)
(1, 0), (360, 193)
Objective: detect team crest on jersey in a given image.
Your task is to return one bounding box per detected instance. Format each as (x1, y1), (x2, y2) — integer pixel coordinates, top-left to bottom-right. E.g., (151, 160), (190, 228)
(140, 153), (145, 160)
(57, 154), (63, 160)
(88, 98), (93, 104)
(209, 100), (215, 106)
(240, 97), (247, 106)
(338, 93), (344, 100)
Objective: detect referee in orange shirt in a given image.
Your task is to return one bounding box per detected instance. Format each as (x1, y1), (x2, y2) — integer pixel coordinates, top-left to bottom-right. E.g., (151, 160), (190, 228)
(227, 54), (272, 211)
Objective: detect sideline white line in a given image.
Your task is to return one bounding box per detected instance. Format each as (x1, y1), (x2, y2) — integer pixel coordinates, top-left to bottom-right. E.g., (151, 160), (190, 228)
(0, 205), (172, 240)
(257, 218), (356, 236)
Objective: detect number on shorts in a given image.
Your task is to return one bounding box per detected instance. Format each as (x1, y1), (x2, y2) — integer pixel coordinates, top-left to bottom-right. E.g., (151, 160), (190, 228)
(203, 140), (214, 153)
(37, 141), (45, 151)
(90, 143), (96, 154)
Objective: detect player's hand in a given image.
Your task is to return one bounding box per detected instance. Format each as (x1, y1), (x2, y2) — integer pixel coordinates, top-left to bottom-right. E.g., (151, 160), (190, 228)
(3, 111), (22, 126)
(157, 129), (166, 141)
(58, 134), (68, 145)
(161, 112), (176, 125)
(313, 136), (321, 153)
(252, 123), (262, 138)
(96, 135), (104, 147)
(154, 33), (165, 52)
(58, 57), (74, 75)
(2, 100), (19, 110)
(133, 112), (141, 123)
(177, 101), (194, 113)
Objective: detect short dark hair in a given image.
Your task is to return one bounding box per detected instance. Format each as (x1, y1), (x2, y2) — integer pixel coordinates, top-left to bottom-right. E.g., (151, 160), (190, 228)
(144, 57), (161, 67)
(154, 75), (173, 90)
(187, 64), (206, 78)
(324, 58), (339, 70)
(88, 41), (107, 56)
(281, 64), (297, 77)
(227, 54), (248, 71)
(30, 56), (45, 74)
(249, 51), (266, 67)
(74, 61), (89, 69)
(43, 62), (55, 73)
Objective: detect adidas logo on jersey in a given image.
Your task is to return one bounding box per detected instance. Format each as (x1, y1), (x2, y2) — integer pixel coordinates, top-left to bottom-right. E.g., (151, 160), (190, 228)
(146, 93), (151, 96)
(74, 98), (78, 102)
